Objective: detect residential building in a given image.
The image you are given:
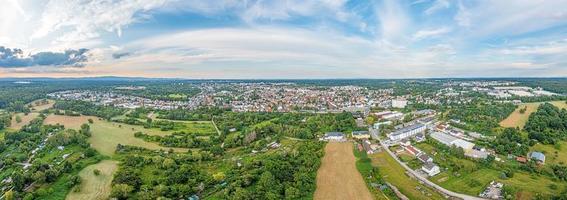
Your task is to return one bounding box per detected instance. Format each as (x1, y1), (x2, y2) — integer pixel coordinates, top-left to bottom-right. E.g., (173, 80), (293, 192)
(417, 154), (433, 163)
(529, 152), (546, 164)
(422, 163), (440, 176)
(388, 123), (426, 141)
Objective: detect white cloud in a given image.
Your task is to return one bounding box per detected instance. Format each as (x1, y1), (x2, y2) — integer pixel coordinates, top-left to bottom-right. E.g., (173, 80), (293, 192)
(413, 27), (451, 40)
(425, 0), (450, 15)
(31, 0), (169, 46)
(455, 0), (567, 37)
(376, 0), (411, 43)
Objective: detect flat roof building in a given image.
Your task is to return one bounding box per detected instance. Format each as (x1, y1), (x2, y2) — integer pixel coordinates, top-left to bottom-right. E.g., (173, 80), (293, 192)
(388, 123), (426, 141)
(430, 132), (475, 151)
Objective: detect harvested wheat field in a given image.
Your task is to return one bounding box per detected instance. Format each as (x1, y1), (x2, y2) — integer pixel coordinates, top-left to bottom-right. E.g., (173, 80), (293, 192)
(44, 114), (99, 130)
(314, 142), (373, 200)
(9, 113), (39, 130)
(66, 160), (118, 200)
(500, 101), (567, 129)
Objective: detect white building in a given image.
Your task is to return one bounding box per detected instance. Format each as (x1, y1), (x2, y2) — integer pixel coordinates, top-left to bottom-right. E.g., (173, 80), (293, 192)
(422, 163), (440, 176)
(391, 99), (408, 108)
(430, 132), (475, 151)
(388, 123), (426, 141)
(322, 132), (345, 142)
(352, 131), (370, 139)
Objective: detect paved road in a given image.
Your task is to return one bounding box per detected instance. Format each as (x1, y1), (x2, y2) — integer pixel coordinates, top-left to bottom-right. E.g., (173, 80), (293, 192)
(379, 140), (487, 200)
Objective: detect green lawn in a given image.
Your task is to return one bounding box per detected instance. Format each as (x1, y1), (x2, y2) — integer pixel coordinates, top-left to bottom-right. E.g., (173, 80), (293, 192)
(88, 120), (189, 156)
(431, 168), (500, 195)
(168, 93), (188, 99)
(530, 141), (567, 165)
(353, 148), (390, 200)
(370, 151), (444, 200)
(502, 172), (567, 200)
(417, 139), (567, 199)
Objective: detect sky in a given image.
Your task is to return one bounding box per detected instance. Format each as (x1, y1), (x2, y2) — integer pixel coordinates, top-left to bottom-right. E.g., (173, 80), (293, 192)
(0, 0), (567, 79)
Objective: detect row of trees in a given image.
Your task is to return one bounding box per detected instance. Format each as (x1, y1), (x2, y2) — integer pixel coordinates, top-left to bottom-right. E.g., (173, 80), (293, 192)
(53, 100), (125, 120)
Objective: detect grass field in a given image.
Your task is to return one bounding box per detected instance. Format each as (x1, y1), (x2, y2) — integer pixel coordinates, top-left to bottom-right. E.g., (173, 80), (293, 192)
(66, 160), (118, 200)
(503, 172), (566, 199)
(168, 93), (187, 99)
(530, 141), (567, 165)
(44, 115), (99, 130)
(29, 99), (55, 112)
(370, 151), (444, 200)
(431, 168), (500, 195)
(500, 101), (567, 129)
(417, 139), (566, 199)
(9, 112), (40, 130)
(314, 142), (373, 200)
(43, 114), (188, 156)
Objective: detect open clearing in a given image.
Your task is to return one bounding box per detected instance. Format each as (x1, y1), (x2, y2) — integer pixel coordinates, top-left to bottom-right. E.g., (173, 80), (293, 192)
(43, 114), (188, 156)
(500, 101), (567, 129)
(370, 151), (444, 200)
(314, 142), (373, 200)
(66, 160), (118, 200)
(29, 99), (55, 112)
(44, 115), (99, 130)
(530, 141), (567, 165)
(9, 113), (39, 130)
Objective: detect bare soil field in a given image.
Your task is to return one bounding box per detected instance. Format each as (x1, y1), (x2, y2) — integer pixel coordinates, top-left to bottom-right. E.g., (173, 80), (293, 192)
(314, 142), (373, 200)
(9, 113), (40, 130)
(66, 160), (118, 200)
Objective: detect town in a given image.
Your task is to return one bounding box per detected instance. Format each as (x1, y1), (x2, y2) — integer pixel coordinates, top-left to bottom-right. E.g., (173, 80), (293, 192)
(2, 78), (567, 200)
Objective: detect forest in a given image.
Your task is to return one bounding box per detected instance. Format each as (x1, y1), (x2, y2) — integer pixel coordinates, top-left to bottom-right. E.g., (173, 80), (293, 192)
(524, 103), (567, 144)
(447, 101), (516, 135)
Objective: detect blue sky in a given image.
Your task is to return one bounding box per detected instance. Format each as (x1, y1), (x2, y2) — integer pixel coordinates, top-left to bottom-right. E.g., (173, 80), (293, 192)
(0, 0), (566, 78)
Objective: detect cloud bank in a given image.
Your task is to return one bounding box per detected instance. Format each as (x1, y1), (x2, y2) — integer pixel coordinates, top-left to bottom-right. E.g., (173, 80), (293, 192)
(0, 46), (89, 67)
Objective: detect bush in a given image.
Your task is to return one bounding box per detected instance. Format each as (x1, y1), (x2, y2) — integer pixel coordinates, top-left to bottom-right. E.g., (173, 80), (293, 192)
(93, 169), (101, 176)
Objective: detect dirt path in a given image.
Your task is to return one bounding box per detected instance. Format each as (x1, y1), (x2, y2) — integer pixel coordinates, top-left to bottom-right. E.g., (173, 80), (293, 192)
(66, 160), (118, 200)
(314, 142), (373, 200)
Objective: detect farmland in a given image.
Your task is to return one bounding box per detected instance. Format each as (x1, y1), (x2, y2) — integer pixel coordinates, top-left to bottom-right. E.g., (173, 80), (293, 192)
(66, 160), (118, 200)
(314, 142), (373, 200)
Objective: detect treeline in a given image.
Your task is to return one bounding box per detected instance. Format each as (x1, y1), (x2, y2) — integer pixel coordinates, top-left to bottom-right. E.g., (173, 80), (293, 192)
(447, 102), (516, 134)
(524, 103), (567, 144)
(111, 142), (325, 199)
(111, 83), (201, 101)
(0, 113), (10, 130)
(53, 100), (125, 119)
(156, 107), (228, 121)
(491, 128), (531, 156)
(218, 141), (325, 199)
(134, 132), (220, 149)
